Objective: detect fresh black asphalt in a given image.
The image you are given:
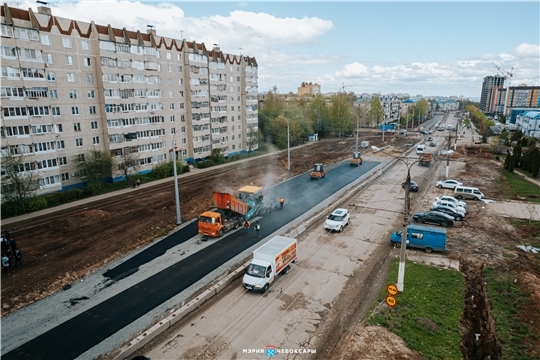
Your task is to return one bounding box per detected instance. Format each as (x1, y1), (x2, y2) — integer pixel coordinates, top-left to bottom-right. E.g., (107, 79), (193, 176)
(2, 160), (379, 360)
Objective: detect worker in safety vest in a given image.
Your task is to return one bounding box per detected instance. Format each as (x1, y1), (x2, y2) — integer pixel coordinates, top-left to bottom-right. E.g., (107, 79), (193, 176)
(279, 197), (284, 209)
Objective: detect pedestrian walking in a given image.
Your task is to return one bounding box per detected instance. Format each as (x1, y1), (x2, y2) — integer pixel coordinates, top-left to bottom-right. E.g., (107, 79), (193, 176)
(255, 221), (261, 237)
(14, 250), (22, 267)
(2, 254), (9, 273)
(4, 228), (11, 241)
(243, 220), (250, 234)
(279, 197), (285, 209)
(10, 238), (17, 252)
(136, 178), (141, 188)
(2, 237), (10, 255)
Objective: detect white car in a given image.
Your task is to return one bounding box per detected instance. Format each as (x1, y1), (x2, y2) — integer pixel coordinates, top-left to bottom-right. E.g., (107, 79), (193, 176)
(324, 208), (350, 232)
(435, 196), (467, 208)
(435, 179), (462, 189)
(431, 200), (467, 214)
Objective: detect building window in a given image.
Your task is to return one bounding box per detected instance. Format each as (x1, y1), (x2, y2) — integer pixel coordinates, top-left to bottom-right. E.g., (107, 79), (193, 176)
(52, 107), (60, 116)
(67, 73), (75, 82)
(93, 136), (99, 145)
(43, 53), (53, 64)
(47, 72), (55, 81)
(171, 127), (175, 134)
(89, 106), (96, 115)
(169, 90), (173, 98)
(178, 65), (182, 72)
(82, 40), (90, 50)
(84, 58), (91, 66)
(170, 103), (175, 110)
(57, 140), (65, 149)
(86, 74), (93, 83)
(41, 34), (51, 45)
(75, 138), (83, 147)
(61, 173), (69, 181)
(65, 55), (73, 65)
(88, 90), (95, 99)
(74, 122), (81, 131)
(62, 37), (72, 48)
(177, 54), (181, 61)
(91, 121), (98, 129)
(168, 78), (173, 85)
(55, 124), (63, 132)
(49, 90), (58, 99)
(170, 115), (175, 122)
(71, 106), (79, 115)
(69, 90), (77, 99)
(77, 154), (85, 162)
(166, 52), (171, 59)
(167, 64), (172, 72)
(180, 103), (184, 109)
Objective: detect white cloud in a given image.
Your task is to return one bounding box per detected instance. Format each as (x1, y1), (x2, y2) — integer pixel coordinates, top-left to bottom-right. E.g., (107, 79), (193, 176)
(499, 53), (516, 61)
(514, 43), (540, 57)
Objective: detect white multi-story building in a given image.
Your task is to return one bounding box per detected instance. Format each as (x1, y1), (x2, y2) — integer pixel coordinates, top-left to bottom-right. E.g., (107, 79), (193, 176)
(1, 5), (258, 193)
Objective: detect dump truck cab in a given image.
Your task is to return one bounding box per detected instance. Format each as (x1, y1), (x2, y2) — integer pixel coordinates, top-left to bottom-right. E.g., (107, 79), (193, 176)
(349, 152), (363, 167)
(310, 163), (327, 180)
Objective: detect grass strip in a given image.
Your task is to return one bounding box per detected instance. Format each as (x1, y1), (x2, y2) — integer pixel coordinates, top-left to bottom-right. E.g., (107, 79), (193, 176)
(501, 170), (540, 203)
(367, 259), (464, 359)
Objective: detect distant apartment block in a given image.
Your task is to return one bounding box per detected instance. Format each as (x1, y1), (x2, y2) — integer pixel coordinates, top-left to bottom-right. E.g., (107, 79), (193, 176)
(479, 75), (505, 114)
(435, 99), (459, 111)
(297, 82), (320, 97)
(1, 4), (258, 194)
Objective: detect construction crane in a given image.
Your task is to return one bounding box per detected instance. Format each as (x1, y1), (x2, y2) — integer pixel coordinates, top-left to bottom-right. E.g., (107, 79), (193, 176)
(491, 63), (514, 117)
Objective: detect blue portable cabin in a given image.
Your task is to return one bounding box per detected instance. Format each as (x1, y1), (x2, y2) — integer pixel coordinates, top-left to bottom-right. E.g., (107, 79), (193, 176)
(390, 225), (446, 253)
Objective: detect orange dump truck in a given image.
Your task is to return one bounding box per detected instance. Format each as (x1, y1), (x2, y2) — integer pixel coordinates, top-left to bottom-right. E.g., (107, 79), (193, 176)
(198, 192), (249, 238)
(419, 153), (433, 167)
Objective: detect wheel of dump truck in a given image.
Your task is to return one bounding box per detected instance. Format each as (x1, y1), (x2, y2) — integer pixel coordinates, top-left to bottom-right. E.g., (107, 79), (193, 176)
(234, 222), (239, 229)
(219, 229), (224, 237)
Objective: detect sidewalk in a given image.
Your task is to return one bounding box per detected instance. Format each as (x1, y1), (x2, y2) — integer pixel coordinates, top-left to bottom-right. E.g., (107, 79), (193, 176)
(1, 146), (302, 225)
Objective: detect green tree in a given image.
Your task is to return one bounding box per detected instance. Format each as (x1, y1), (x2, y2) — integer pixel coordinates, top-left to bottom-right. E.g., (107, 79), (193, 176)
(416, 99), (429, 122)
(513, 142), (522, 168)
(1, 152), (41, 213)
(531, 147), (540, 177)
(368, 96), (383, 126)
(329, 92), (352, 136)
(76, 149), (115, 193)
(258, 87), (286, 141)
(307, 94), (330, 137)
(246, 124), (260, 153)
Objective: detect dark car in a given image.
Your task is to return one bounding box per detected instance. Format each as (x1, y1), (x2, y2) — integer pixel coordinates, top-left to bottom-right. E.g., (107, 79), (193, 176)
(413, 211), (455, 227)
(401, 180), (419, 192)
(430, 205), (465, 221)
(427, 137), (433, 142)
(429, 141), (436, 147)
(420, 130), (429, 135)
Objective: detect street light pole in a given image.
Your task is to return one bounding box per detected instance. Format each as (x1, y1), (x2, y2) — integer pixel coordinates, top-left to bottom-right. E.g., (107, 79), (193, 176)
(398, 166), (411, 292)
(171, 134), (182, 225)
(278, 116), (294, 171)
(351, 112), (360, 153)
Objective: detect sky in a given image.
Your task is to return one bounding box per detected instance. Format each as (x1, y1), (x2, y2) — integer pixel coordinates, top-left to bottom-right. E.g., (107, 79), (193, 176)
(9, 1), (540, 99)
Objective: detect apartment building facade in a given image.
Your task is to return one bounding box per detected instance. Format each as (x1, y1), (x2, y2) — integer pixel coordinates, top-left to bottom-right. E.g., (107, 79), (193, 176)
(479, 75), (505, 114)
(1, 4), (258, 194)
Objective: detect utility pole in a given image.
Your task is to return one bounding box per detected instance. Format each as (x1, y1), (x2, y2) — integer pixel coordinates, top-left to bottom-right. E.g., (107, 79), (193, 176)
(397, 168), (411, 292)
(446, 128), (451, 178)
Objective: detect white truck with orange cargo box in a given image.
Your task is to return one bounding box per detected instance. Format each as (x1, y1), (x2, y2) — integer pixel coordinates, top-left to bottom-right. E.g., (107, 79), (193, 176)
(242, 236), (297, 293)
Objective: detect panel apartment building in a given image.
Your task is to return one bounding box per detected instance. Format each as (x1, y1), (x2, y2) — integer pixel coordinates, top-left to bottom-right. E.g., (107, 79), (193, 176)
(1, 4), (258, 194)
(479, 75), (505, 114)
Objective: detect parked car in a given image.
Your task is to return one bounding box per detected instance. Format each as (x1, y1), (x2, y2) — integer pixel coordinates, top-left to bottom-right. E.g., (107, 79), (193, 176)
(413, 211), (455, 227)
(420, 130), (429, 135)
(435, 196), (467, 208)
(427, 130), (433, 134)
(401, 181), (419, 192)
(390, 225), (447, 253)
(324, 208), (350, 232)
(438, 126), (445, 131)
(431, 200), (467, 213)
(435, 179), (462, 189)
(429, 141), (436, 147)
(430, 204), (465, 221)
(427, 137), (433, 142)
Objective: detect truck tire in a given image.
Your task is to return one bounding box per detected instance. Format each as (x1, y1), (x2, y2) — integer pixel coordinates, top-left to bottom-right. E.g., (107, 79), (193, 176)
(234, 221), (239, 229)
(425, 247), (433, 253)
(263, 284), (269, 293)
(218, 229), (224, 238)
(284, 265), (290, 274)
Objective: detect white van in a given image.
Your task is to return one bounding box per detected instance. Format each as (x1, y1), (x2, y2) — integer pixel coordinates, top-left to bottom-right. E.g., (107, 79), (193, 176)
(416, 144), (426, 155)
(454, 186), (484, 200)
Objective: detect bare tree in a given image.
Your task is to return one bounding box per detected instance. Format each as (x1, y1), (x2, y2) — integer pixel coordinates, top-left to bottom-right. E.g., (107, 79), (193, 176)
(1, 152), (41, 212)
(117, 147), (140, 186)
(76, 149), (115, 193)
